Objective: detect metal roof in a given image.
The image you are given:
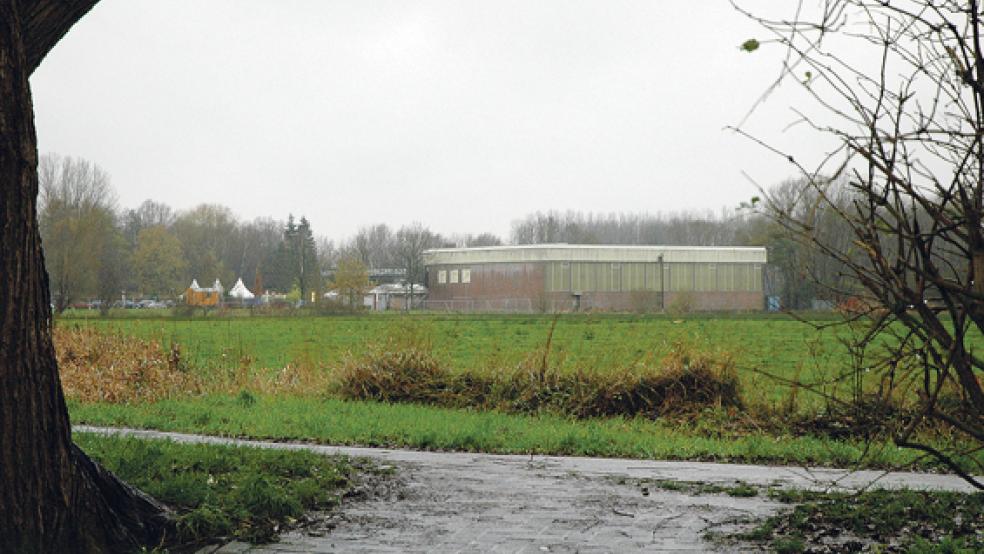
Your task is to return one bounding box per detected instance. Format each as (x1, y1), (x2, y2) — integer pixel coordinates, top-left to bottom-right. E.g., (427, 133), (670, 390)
(423, 244), (767, 265)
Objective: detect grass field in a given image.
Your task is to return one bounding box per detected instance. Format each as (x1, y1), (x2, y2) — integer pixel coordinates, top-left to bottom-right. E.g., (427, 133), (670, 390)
(58, 310), (984, 472)
(56, 311), (868, 404)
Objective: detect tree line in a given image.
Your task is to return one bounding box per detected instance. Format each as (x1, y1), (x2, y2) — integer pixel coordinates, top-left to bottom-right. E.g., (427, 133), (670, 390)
(40, 151), (855, 312)
(508, 183), (858, 310)
(38, 154), (470, 311)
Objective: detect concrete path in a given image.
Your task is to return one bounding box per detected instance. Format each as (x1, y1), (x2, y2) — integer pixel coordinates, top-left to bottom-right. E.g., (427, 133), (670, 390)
(76, 426), (979, 553)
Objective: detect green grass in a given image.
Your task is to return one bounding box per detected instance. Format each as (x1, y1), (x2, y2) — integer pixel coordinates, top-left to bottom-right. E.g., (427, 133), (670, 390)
(55, 311), (842, 374)
(54, 312), (874, 403)
(59, 311), (984, 473)
(74, 432), (364, 546)
(57, 311), (984, 409)
(68, 394), (981, 471)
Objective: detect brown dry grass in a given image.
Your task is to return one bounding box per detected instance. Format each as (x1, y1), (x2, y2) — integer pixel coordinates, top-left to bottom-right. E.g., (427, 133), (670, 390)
(56, 326), (332, 402)
(209, 363), (333, 397)
(57, 324), (741, 418)
(56, 325), (202, 403)
(335, 338), (742, 419)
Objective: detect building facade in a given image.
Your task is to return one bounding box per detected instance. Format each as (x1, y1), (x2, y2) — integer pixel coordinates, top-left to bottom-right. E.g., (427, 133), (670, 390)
(422, 244), (767, 312)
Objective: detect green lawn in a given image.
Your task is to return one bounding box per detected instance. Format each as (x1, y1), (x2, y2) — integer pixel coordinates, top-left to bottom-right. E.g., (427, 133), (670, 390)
(60, 310), (983, 406)
(57, 312), (866, 403)
(68, 394), (979, 472)
(59, 311), (984, 472)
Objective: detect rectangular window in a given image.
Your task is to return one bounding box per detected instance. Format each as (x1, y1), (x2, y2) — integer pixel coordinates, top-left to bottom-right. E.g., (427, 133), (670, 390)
(461, 269), (471, 283)
(449, 270), (459, 284)
(438, 270), (447, 284)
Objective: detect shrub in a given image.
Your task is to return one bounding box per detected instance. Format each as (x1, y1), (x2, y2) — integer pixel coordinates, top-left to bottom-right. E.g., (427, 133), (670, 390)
(334, 339), (742, 419)
(335, 346), (449, 404)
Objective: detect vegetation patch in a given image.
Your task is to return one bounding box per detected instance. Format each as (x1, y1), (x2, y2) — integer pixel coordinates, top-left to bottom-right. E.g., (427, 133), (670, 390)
(611, 476), (761, 498)
(57, 316), (984, 471)
(54, 313), (856, 407)
(56, 326), (201, 403)
(74, 432), (368, 547)
(729, 489), (984, 553)
(56, 325), (332, 403)
(69, 395), (983, 471)
(335, 338), (741, 419)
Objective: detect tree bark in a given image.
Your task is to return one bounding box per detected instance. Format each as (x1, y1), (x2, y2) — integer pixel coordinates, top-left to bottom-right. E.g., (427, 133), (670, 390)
(1, 1), (173, 551)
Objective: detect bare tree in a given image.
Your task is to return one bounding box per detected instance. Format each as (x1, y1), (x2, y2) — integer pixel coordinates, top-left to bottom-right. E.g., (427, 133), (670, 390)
(96, 217), (128, 314)
(394, 222), (440, 308)
(171, 203), (240, 286)
(348, 223), (395, 269)
(509, 209), (751, 247)
(123, 199), (175, 247)
(448, 232), (503, 247)
(466, 232), (504, 247)
(38, 153), (118, 311)
(238, 216), (284, 293)
(736, 0), (984, 487)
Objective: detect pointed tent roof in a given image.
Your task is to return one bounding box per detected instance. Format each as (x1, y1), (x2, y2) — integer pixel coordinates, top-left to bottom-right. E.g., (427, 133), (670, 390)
(189, 279), (201, 291)
(228, 278), (254, 300)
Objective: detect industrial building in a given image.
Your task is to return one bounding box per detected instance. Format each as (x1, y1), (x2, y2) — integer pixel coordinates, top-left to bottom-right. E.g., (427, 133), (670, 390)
(422, 244), (767, 312)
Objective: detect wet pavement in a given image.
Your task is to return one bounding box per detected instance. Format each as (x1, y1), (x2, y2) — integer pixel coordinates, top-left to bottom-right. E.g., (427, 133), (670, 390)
(75, 426), (979, 553)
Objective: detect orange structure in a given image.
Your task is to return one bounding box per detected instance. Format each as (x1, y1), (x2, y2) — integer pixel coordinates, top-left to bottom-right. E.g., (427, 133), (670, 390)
(184, 287), (221, 307)
(184, 279), (223, 307)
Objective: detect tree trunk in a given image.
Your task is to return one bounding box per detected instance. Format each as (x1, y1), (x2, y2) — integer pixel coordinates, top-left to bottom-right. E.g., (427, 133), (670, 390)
(0, 1), (173, 551)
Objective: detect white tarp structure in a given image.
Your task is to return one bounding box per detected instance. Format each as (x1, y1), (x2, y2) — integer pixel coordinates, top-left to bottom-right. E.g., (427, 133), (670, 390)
(187, 278), (224, 294)
(228, 278), (254, 300)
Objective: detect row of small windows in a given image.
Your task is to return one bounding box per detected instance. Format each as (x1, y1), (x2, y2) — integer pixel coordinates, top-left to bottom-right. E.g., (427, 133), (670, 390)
(437, 268), (471, 285)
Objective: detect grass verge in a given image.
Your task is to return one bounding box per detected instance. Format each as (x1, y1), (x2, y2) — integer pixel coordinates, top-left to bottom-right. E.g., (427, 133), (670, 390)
(74, 432), (367, 547)
(68, 394), (981, 471)
(728, 488), (984, 553)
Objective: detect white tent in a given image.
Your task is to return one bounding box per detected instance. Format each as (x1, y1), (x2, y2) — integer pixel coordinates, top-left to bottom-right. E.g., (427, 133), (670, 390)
(227, 278), (254, 300)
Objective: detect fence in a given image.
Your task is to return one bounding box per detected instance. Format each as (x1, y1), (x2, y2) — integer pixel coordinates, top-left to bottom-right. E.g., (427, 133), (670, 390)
(420, 298), (535, 313)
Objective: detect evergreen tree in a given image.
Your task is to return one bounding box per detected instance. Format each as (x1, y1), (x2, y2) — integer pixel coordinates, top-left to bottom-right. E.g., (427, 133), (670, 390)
(265, 215), (320, 302)
(295, 217), (320, 304)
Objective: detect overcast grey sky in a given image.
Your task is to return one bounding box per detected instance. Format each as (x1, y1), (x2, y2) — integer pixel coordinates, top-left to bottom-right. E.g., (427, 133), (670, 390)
(30, 1), (826, 241)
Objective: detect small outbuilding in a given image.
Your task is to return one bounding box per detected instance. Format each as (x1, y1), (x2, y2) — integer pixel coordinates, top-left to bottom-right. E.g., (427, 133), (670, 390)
(365, 283), (428, 311)
(185, 279), (223, 307)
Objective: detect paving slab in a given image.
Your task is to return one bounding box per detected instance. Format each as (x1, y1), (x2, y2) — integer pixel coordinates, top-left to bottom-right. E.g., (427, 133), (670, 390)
(78, 425), (979, 553)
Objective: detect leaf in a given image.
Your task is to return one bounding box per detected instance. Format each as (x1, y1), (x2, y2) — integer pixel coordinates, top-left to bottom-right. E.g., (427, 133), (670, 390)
(740, 38), (760, 53)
